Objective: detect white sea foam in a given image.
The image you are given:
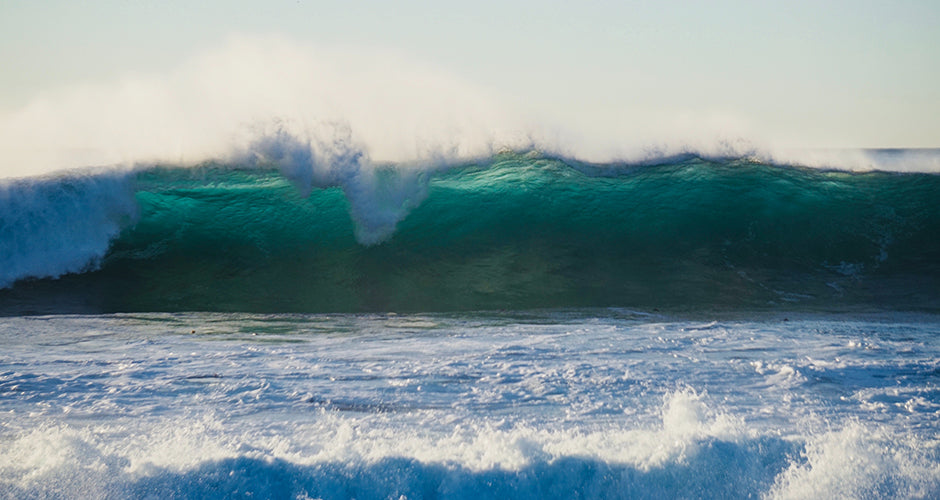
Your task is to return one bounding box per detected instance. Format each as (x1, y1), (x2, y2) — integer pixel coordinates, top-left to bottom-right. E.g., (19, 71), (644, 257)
(0, 391), (746, 496)
(768, 423), (940, 500)
(2, 313), (939, 498)
(0, 169), (137, 288)
(1, 391), (936, 499)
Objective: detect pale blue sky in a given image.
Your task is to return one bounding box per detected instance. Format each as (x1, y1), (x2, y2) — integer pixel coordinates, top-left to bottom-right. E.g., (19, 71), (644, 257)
(2, 0), (938, 148)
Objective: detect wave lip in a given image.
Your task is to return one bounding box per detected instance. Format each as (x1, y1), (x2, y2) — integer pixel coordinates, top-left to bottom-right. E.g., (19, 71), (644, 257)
(245, 126), (432, 245)
(0, 170), (137, 289)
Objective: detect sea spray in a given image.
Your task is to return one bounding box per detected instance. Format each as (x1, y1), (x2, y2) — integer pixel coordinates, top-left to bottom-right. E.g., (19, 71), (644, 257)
(245, 125), (431, 244)
(769, 423), (940, 499)
(0, 36), (527, 179)
(0, 391), (794, 499)
(0, 169), (137, 288)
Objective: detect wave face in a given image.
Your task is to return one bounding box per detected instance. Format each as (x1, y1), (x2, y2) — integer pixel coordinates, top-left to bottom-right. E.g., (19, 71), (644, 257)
(2, 152), (939, 314)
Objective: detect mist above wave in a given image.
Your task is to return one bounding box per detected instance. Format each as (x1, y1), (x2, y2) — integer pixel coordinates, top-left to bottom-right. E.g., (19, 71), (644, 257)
(2, 35), (937, 182)
(0, 35), (531, 180)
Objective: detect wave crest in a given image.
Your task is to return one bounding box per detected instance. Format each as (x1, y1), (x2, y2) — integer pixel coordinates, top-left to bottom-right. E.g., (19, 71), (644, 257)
(0, 170), (137, 288)
(245, 124), (431, 244)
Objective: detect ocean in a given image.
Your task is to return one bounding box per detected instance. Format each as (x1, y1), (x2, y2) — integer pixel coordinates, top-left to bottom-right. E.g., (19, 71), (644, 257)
(1, 148), (939, 499)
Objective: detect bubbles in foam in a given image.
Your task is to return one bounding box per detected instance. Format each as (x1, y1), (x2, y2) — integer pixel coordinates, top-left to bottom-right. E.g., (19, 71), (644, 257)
(768, 423), (940, 500)
(0, 390), (745, 493)
(3, 310), (940, 499)
(3, 391), (935, 499)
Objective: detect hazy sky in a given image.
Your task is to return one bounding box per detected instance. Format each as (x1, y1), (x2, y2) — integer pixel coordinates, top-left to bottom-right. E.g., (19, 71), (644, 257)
(2, 0), (938, 151)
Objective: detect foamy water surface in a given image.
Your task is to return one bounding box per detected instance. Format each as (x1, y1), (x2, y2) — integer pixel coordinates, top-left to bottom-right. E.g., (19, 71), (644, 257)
(1, 312), (938, 499)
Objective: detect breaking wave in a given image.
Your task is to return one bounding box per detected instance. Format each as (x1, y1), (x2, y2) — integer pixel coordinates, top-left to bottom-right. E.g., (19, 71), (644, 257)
(1, 146), (938, 314)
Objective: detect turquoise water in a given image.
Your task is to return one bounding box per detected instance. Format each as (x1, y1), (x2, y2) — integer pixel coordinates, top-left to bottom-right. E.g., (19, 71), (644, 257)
(2, 150), (940, 498)
(2, 152), (939, 314)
